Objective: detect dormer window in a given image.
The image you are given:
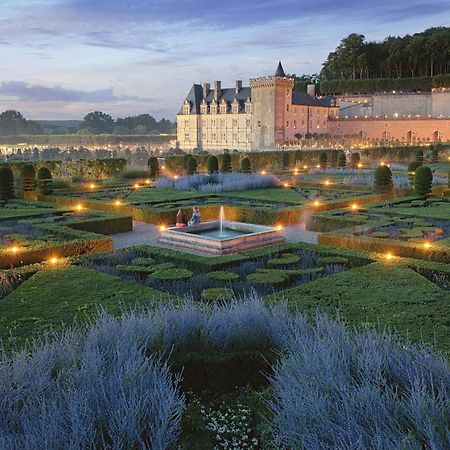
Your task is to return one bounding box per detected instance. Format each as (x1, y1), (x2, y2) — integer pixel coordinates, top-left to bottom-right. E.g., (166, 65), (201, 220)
(210, 100), (218, 114)
(183, 100), (190, 115)
(232, 99), (239, 114)
(200, 102), (208, 114)
(245, 100), (252, 114)
(220, 100), (227, 114)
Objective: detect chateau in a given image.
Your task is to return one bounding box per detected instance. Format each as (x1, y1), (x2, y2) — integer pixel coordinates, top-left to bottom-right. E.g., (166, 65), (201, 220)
(177, 62), (449, 152)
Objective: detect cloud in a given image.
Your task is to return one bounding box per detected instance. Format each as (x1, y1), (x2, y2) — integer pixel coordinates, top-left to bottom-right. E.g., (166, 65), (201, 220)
(0, 81), (153, 103)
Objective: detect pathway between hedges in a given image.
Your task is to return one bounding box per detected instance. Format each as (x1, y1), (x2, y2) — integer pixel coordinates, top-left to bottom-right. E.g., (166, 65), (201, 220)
(110, 221), (318, 254)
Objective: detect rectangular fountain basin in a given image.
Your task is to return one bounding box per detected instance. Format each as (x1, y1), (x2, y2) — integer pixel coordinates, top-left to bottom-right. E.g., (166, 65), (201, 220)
(158, 221), (285, 255)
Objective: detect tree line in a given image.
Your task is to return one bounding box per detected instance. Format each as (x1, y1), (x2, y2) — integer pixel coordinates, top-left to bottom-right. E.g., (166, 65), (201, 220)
(0, 110), (175, 136)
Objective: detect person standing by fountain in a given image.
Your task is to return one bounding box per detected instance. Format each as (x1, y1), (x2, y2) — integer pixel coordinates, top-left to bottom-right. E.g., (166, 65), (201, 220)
(176, 209), (187, 227)
(188, 207), (201, 225)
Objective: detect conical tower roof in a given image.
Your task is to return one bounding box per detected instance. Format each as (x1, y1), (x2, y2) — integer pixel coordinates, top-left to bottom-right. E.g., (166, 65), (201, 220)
(274, 61), (286, 77)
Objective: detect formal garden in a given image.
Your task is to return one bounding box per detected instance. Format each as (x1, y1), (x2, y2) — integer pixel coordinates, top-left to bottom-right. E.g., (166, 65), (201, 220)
(0, 147), (449, 449)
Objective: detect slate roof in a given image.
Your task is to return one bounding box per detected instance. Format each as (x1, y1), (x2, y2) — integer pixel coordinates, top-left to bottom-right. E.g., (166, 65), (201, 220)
(292, 91), (336, 108)
(275, 61), (286, 77)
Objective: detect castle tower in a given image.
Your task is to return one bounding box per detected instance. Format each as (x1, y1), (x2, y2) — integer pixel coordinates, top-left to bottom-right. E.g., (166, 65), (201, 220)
(250, 61), (295, 150)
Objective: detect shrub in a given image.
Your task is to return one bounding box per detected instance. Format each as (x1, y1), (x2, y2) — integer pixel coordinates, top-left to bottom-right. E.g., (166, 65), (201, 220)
(267, 253), (300, 267)
(207, 271), (240, 282)
(373, 165), (393, 194)
(337, 152), (346, 168)
(0, 329), (184, 449)
(414, 166), (433, 197)
(415, 148), (424, 165)
(201, 287), (235, 302)
(0, 166), (14, 201)
(131, 257), (155, 266)
(407, 161), (422, 186)
(316, 256), (349, 265)
(36, 167), (53, 195)
(247, 271), (289, 285)
(147, 156), (160, 179)
(240, 157), (252, 173)
(282, 152), (291, 169)
(20, 164), (36, 192)
(268, 318), (450, 449)
(221, 153), (232, 173)
(185, 156), (197, 175)
(350, 152), (360, 168)
(151, 267), (193, 281)
(330, 149), (339, 168)
(207, 155), (219, 174)
(319, 152), (327, 170)
(430, 145), (439, 163)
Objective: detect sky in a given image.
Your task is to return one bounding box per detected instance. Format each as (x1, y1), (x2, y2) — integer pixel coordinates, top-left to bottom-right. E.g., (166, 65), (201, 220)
(0, 0), (449, 121)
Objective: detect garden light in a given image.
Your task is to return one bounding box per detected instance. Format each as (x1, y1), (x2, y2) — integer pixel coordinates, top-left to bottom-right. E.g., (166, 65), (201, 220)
(284, 182), (289, 188)
(384, 252), (394, 261)
(261, 170), (267, 175)
(145, 179), (151, 185)
(423, 242), (432, 250)
(89, 183), (96, 189)
(49, 257), (59, 265)
(324, 180), (330, 186)
(75, 204), (84, 212)
(276, 224), (283, 231)
(350, 203), (358, 211)
(313, 200), (320, 207)
(159, 225), (166, 232)
(174, 175), (179, 179)
(134, 183), (140, 189)
(316, 164), (320, 169)
(114, 200), (122, 206)
(357, 163), (363, 168)
(8, 246), (19, 254)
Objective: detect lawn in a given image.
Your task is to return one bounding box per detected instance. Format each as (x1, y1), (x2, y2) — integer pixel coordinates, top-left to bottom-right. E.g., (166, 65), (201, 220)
(0, 265), (167, 349)
(268, 262), (450, 353)
(0, 199), (62, 220)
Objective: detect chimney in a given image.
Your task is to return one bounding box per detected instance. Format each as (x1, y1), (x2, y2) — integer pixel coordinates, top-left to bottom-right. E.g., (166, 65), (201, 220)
(235, 80), (242, 94)
(202, 82), (210, 98)
(307, 84), (316, 98)
(214, 81), (221, 101)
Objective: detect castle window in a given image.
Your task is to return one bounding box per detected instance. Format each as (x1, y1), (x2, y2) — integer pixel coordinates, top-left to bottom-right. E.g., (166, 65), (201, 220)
(294, 120), (297, 128)
(184, 119), (189, 127)
(286, 121), (289, 128)
(183, 102), (190, 115)
(245, 102), (252, 113)
(286, 105), (289, 112)
(233, 119), (238, 127)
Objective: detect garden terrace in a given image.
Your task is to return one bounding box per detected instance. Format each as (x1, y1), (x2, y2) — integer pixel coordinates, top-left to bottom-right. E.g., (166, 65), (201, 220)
(0, 204), (132, 268)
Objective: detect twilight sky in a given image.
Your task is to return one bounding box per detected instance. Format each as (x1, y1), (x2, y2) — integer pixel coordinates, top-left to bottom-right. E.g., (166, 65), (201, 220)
(1, 0), (449, 120)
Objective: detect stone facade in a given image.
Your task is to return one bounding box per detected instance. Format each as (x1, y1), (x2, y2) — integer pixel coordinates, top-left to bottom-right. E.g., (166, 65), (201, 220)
(176, 64), (450, 151)
(177, 63), (338, 152)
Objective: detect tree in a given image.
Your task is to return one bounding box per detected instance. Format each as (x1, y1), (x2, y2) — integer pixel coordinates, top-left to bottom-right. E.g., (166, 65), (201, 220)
(350, 152), (361, 168)
(407, 161), (422, 186)
(415, 148), (424, 165)
(37, 167), (53, 195)
(206, 155), (219, 174)
(319, 152), (328, 170)
(240, 157), (252, 173)
(221, 153), (232, 173)
(430, 146), (439, 163)
(374, 165), (393, 194)
(330, 150), (339, 168)
(414, 166), (433, 197)
(185, 157), (197, 175)
(338, 152), (346, 168)
(79, 111), (114, 134)
(0, 167), (14, 201)
(147, 157), (160, 179)
(20, 164), (36, 192)
(0, 110), (41, 136)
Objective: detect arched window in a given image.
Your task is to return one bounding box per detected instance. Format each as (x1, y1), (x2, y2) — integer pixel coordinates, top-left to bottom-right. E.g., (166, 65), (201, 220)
(183, 100), (190, 115)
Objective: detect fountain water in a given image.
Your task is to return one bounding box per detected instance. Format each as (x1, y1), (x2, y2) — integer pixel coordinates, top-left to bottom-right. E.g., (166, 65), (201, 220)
(219, 206), (225, 237)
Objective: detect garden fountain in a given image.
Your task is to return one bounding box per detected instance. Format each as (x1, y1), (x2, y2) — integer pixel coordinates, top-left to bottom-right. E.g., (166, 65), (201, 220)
(158, 206), (285, 255)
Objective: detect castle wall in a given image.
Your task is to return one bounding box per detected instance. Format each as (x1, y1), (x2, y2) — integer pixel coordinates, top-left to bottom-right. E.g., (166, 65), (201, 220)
(372, 93), (432, 117)
(329, 118), (449, 142)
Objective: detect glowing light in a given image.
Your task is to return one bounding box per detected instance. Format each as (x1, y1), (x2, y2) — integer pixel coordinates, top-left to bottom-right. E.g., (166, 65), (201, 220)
(384, 253), (394, 261)
(294, 170), (298, 175)
(324, 180), (330, 186)
(145, 179), (151, 185)
(114, 200), (122, 206)
(89, 183), (96, 189)
(133, 183), (140, 189)
(284, 182), (289, 188)
(261, 170), (267, 175)
(357, 163), (363, 168)
(313, 200), (320, 207)
(161, 165), (166, 170)
(316, 164), (321, 169)
(380, 161), (385, 166)
(75, 204), (84, 212)
(276, 224), (283, 231)
(303, 165), (308, 169)
(9, 246), (19, 254)
(49, 257), (59, 265)
(350, 203), (358, 211)
(423, 242), (432, 250)
(159, 225), (166, 232)
(174, 175), (179, 180)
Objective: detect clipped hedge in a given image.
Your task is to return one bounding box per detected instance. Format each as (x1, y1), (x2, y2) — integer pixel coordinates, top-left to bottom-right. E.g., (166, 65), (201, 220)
(207, 271), (240, 282)
(150, 267), (193, 281)
(267, 253), (301, 267)
(247, 271), (289, 285)
(201, 287), (235, 302)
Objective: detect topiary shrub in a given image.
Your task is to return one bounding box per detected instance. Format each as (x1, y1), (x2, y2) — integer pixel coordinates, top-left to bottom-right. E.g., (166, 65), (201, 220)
(407, 161), (422, 186)
(185, 156), (197, 175)
(20, 164), (36, 192)
(330, 150), (339, 168)
(207, 271), (240, 282)
(414, 166), (433, 197)
(206, 155), (219, 174)
(415, 148), (424, 165)
(319, 152), (327, 170)
(282, 152), (291, 169)
(430, 145), (439, 163)
(151, 267), (193, 281)
(373, 165), (393, 194)
(267, 253), (300, 267)
(247, 271), (289, 286)
(131, 257), (155, 266)
(370, 232), (390, 239)
(337, 152), (346, 168)
(221, 153), (232, 173)
(240, 157), (252, 173)
(36, 167), (53, 195)
(0, 166), (15, 201)
(201, 287), (234, 302)
(147, 156), (160, 179)
(350, 152), (360, 168)
(316, 256), (349, 265)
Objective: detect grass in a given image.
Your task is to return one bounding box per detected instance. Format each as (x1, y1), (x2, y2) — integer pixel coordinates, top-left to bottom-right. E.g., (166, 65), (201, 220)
(0, 199), (61, 220)
(127, 188), (209, 204)
(0, 265), (167, 349)
(268, 262), (450, 353)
